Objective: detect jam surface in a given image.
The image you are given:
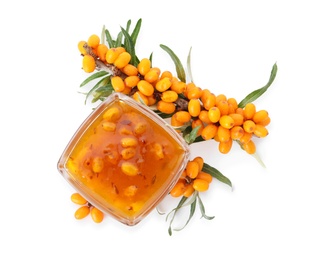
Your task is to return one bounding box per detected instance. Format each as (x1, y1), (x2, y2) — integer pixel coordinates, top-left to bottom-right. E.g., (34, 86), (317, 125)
(65, 99), (186, 222)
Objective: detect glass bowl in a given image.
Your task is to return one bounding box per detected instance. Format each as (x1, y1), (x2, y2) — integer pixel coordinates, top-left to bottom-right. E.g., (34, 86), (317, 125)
(57, 92), (190, 226)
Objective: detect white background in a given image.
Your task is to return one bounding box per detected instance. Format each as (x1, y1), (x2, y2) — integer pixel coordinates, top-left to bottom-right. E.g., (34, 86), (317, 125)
(1, 0), (325, 259)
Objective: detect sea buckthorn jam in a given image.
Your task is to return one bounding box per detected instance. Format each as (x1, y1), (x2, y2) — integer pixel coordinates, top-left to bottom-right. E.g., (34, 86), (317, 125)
(57, 93), (190, 225)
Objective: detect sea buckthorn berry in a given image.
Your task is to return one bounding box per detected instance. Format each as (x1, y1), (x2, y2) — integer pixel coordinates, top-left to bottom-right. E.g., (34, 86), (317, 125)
(170, 180), (186, 197)
(171, 113), (184, 128)
(219, 139), (233, 154)
(82, 54), (96, 73)
(160, 70), (173, 80)
(227, 97), (238, 111)
(96, 44), (108, 62)
(193, 179), (209, 192)
(124, 185), (138, 197)
(186, 161), (200, 179)
(253, 124), (269, 138)
(75, 205), (90, 220)
(90, 207), (104, 223)
(186, 85), (202, 99)
(230, 126), (244, 140)
(203, 93), (216, 110)
(155, 77), (172, 92)
(199, 110), (211, 124)
(215, 94), (227, 105)
(243, 103), (256, 119)
(161, 90), (178, 103)
(239, 132), (252, 144)
(229, 113), (244, 126)
(228, 103), (236, 114)
(87, 34), (100, 48)
(259, 116), (271, 126)
(111, 76), (125, 92)
(200, 89), (211, 103)
(170, 80), (186, 94)
(208, 107), (221, 123)
(236, 107), (244, 116)
(193, 157), (204, 171)
(174, 111), (191, 123)
(78, 40), (87, 55)
(188, 99), (201, 117)
(124, 75), (140, 88)
(253, 110), (269, 124)
(121, 64), (138, 76)
(191, 119), (204, 136)
(92, 157), (104, 173)
(121, 137), (138, 147)
(144, 67), (160, 83)
(121, 147), (136, 160)
(217, 100), (229, 116)
(147, 95), (157, 106)
(243, 119), (256, 133)
(105, 47), (126, 64)
(153, 143), (164, 159)
(114, 51), (131, 69)
(137, 58), (151, 76)
(134, 122), (147, 135)
(219, 115), (235, 129)
(157, 100), (176, 114)
(71, 193), (87, 205)
(121, 162), (139, 176)
(183, 184), (195, 198)
(196, 171), (213, 183)
(137, 80), (154, 96)
(201, 124), (218, 140)
(217, 126), (231, 142)
(241, 140), (256, 154)
(103, 106), (121, 121)
(133, 91), (149, 105)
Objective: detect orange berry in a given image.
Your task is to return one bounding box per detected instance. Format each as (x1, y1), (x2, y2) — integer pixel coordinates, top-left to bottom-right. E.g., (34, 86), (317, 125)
(253, 124), (269, 138)
(217, 100), (229, 116)
(186, 84), (202, 99)
(199, 110), (211, 124)
(157, 100), (176, 114)
(74, 205), (90, 220)
(219, 115), (234, 129)
(124, 75), (140, 88)
(121, 64), (139, 76)
(144, 67), (160, 83)
(239, 132), (252, 144)
(191, 119), (204, 136)
(229, 113), (244, 126)
(217, 126), (231, 142)
(90, 207), (104, 223)
(82, 54), (96, 73)
(241, 139), (256, 154)
(193, 179), (209, 192)
(215, 94), (227, 105)
(78, 40), (87, 55)
(230, 126), (244, 140)
(137, 58), (151, 76)
(71, 193), (87, 205)
(137, 80), (154, 96)
(170, 181), (186, 197)
(192, 156), (204, 171)
(96, 44), (108, 62)
(174, 111), (191, 123)
(227, 97), (238, 111)
(253, 110), (269, 124)
(114, 51), (131, 69)
(203, 93), (216, 110)
(161, 90), (178, 103)
(243, 120), (256, 133)
(111, 76), (125, 92)
(133, 91), (149, 105)
(155, 77), (172, 92)
(186, 161), (200, 179)
(87, 34), (100, 48)
(208, 107), (221, 123)
(188, 99), (201, 117)
(105, 47), (125, 64)
(218, 139), (233, 154)
(160, 70), (173, 80)
(243, 103), (256, 119)
(170, 80), (186, 94)
(196, 171), (213, 183)
(201, 124), (218, 140)
(183, 184), (195, 197)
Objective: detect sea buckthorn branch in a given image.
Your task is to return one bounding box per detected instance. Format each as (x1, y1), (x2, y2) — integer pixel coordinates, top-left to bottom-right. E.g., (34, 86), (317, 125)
(75, 18), (277, 234)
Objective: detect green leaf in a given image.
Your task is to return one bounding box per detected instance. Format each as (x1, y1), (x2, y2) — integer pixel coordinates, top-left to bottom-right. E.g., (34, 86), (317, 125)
(174, 193), (197, 232)
(187, 47), (194, 83)
(238, 63), (278, 108)
(197, 194), (215, 220)
(84, 76), (110, 104)
(100, 25), (106, 45)
(104, 29), (114, 48)
(184, 125), (201, 144)
(80, 71), (109, 87)
(120, 26), (137, 66)
(92, 84), (114, 103)
(202, 163), (232, 188)
(160, 44), (186, 82)
(115, 31), (123, 47)
(130, 18), (142, 46)
(166, 196), (188, 236)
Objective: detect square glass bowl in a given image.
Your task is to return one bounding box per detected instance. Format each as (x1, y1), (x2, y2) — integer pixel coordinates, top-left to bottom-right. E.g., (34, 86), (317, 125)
(57, 92), (190, 226)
